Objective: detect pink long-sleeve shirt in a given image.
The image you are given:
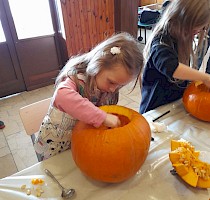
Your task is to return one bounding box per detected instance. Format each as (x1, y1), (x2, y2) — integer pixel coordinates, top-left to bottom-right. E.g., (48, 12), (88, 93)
(53, 78), (107, 128)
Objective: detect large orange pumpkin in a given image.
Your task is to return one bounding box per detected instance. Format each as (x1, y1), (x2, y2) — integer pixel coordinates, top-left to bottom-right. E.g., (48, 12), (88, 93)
(183, 81), (210, 122)
(71, 105), (151, 183)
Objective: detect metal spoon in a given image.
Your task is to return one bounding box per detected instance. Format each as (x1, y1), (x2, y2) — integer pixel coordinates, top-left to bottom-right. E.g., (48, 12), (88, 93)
(44, 169), (75, 199)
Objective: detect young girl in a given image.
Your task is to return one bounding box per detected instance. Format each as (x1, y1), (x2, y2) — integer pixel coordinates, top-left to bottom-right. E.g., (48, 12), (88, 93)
(140, 0), (210, 114)
(34, 32), (144, 160)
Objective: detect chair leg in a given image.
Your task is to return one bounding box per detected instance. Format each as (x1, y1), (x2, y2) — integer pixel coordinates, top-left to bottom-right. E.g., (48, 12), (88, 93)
(138, 36), (143, 42)
(144, 27), (147, 44)
(138, 27), (144, 42)
(31, 134), (43, 162)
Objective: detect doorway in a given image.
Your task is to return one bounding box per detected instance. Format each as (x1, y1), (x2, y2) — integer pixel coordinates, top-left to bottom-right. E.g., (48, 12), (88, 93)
(0, 0), (68, 97)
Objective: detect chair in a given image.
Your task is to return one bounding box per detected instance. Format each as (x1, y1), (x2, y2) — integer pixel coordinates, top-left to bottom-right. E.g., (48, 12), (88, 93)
(138, 21), (156, 44)
(137, 3), (162, 44)
(19, 97), (51, 161)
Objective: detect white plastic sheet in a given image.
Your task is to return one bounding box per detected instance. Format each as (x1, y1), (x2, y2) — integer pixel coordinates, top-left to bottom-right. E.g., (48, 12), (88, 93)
(0, 100), (210, 199)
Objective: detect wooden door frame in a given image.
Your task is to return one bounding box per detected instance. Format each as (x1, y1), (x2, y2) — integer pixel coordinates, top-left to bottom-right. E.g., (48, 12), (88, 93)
(114, 0), (139, 38)
(0, 0), (26, 97)
(49, 0), (68, 64)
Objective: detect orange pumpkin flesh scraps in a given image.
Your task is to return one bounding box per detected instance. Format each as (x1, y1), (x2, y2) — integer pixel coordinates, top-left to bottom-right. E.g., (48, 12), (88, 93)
(31, 178), (44, 185)
(169, 139), (210, 188)
(71, 105), (151, 183)
(183, 81), (210, 122)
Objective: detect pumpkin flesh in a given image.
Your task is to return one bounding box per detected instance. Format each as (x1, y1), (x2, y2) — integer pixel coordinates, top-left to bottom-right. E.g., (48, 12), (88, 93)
(71, 105), (151, 183)
(169, 139), (210, 188)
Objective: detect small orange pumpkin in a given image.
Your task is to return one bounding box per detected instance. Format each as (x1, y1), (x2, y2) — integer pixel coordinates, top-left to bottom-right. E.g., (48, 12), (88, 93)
(183, 81), (210, 122)
(71, 105), (151, 183)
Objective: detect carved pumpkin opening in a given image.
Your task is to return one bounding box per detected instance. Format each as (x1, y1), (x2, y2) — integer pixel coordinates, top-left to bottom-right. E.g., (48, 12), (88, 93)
(196, 83), (209, 92)
(115, 114), (130, 126)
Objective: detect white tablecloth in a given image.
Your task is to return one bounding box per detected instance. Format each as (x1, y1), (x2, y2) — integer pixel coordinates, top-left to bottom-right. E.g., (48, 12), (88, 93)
(0, 99), (210, 200)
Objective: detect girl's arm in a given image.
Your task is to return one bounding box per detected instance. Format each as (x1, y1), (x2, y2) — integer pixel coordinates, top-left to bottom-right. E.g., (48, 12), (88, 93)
(173, 63), (210, 87)
(53, 78), (120, 128)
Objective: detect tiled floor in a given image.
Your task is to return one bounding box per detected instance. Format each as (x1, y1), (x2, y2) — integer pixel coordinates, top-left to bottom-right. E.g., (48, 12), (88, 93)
(0, 82), (142, 179)
(0, 85), (55, 179)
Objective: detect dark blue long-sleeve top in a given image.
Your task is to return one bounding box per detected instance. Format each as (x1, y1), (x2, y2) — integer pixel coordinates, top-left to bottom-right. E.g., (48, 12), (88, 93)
(140, 34), (188, 114)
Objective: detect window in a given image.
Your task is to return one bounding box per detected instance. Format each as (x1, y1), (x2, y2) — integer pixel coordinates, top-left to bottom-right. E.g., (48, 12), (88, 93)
(0, 20), (6, 42)
(8, 0), (54, 39)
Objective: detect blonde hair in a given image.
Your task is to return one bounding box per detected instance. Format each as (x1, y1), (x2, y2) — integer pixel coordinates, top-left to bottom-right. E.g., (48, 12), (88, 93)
(144, 0), (210, 67)
(55, 32), (143, 98)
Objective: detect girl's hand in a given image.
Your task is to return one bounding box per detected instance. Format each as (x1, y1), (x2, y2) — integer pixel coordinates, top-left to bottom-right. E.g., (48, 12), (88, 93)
(103, 113), (121, 128)
(203, 76), (210, 88)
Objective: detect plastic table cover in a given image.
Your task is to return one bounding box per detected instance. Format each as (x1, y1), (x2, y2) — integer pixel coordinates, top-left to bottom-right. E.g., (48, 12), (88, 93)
(0, 99), (210, 200)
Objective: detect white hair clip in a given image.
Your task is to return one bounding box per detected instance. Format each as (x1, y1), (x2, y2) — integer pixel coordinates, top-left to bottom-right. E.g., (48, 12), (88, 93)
(110, 47), (121, 55)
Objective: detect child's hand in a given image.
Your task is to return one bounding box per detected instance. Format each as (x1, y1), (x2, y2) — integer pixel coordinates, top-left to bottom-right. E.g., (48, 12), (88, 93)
(203, 77), (210, 88)
(103, 113), (121, 128)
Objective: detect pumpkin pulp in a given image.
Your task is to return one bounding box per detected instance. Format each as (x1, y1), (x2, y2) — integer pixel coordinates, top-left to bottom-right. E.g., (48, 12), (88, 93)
(169, 139), (210, 188)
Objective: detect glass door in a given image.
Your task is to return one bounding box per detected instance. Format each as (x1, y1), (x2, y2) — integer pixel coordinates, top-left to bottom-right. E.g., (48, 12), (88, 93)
(8, 0), (54, 39)
(0, 0), (66, 97)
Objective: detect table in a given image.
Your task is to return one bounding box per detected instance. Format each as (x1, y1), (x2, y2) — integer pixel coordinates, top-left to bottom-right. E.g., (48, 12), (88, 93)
(0, 99), (210, 200)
